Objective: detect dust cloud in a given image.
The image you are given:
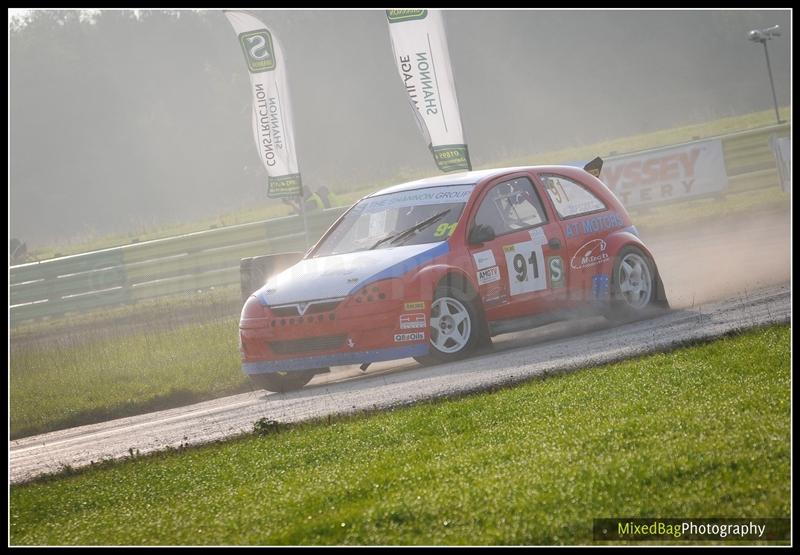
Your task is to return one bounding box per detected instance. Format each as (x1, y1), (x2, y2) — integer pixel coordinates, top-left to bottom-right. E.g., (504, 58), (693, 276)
(642, 207), (790, 308)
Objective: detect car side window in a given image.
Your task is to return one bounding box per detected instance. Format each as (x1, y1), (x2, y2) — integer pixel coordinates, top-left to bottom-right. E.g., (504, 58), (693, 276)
(474, 177), (547, 236)
(540, 174), (606, 219)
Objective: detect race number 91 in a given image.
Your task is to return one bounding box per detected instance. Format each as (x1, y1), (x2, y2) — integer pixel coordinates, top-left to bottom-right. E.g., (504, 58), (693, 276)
(513, 252), (537, 282)
(504, 240), (546, 295)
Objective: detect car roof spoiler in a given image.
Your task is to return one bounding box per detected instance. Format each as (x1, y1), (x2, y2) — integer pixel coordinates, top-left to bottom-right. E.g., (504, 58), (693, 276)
(583, 157), (603, 177)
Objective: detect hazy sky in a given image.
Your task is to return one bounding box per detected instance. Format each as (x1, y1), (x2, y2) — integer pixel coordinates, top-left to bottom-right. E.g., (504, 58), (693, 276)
(9, 9), (792, 249)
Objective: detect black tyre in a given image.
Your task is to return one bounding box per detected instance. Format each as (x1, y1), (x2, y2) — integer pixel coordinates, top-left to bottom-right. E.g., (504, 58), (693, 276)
(414, 285), (485, 365)
(250, 369), (318, 393)
(606, 246), (658, 322)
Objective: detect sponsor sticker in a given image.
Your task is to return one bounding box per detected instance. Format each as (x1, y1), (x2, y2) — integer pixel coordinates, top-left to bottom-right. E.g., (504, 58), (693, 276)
(570, 239), (610, 269)
(482, 283), (507, 306)
(528, 227), (547, 245)
(472, 249), (496, 270)
(386, 9), (428, 23)
(432, 144), (470, 173)
(394, 332), (425, 342)
(238, 30), (276, 73)
(361, 185), (474, 214)
(599, 140), (728, 208)
(548, 256), (564, 288)
(400, 313), (427, 329)
(268, 174), (302, 198)
(563, 212), (624, 238)
(592, 274), (610, 300)
(404, 301), (425, 311)
(477, 265), (501, 286)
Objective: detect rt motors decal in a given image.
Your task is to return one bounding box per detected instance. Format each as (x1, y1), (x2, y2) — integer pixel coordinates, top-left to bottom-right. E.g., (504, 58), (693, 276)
(563, 213), (624, 238)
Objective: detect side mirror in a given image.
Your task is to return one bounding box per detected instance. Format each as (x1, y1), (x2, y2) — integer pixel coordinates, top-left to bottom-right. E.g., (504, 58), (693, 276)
(468, 224), (496, 245)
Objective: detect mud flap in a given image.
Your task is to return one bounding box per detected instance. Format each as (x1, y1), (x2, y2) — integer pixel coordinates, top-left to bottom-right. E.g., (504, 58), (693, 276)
(240, 252), (304, 303)
(654, 271), (670, 309)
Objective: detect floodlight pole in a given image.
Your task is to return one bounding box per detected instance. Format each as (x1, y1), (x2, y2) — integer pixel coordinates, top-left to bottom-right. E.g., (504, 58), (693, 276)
(760, 40), (782, 125)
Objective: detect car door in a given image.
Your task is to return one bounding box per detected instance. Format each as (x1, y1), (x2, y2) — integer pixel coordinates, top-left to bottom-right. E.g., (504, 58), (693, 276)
(466, 173), (567, 322)
(535, 171), (622, 306)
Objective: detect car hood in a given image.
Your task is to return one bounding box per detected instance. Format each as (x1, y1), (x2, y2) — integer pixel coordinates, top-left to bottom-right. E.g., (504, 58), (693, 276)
(256, 242), (448, 306)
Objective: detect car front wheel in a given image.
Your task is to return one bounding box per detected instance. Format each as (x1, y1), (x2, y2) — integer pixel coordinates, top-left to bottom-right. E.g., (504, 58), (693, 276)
(414, 285), (483, 365)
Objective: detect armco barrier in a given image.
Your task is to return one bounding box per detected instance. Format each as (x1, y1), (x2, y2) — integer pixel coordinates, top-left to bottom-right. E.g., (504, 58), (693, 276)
(10, 207), (346, 324)
(9, 123), (789, 325)
(722, 123), (789, 177)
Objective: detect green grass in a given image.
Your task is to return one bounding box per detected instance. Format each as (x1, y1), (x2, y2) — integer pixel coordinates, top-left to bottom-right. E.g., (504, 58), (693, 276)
(10, 315), (246, 439)
(10, 283), (241, 340)
(10, 324), (790, 545)
(25, 107), (790, 260)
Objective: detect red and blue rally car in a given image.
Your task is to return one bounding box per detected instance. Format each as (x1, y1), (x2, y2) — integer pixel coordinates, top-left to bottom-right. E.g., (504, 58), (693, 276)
(240, 163), (668, 392)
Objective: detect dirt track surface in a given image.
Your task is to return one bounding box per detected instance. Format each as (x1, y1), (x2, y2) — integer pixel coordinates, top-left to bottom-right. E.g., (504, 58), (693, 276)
(10, 282), (790, 484)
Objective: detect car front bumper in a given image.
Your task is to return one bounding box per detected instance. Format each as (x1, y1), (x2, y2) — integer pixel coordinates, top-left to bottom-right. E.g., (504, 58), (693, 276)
(239, 286), (430, 375)
(243, 343), (429, 374)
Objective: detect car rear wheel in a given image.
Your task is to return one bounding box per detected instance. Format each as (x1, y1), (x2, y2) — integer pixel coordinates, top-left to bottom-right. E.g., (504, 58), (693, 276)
(414, 285), (483, 365)
(249, 369), (318, 393)
(607, 246), (656, 322)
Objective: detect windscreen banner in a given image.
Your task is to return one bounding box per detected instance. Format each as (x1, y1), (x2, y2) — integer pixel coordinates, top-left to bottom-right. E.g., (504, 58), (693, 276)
(386, 9), (471, 173)
(598, 138), (729, 208)
(224, 10), (301, 198)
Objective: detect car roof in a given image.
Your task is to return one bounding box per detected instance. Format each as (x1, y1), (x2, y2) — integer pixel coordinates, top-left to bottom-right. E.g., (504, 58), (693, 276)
(365, 165), (584, 198)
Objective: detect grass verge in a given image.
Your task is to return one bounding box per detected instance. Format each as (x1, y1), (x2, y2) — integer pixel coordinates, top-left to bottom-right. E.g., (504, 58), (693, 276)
(10, 315), (246, 439)
(10, 324), (790, 545)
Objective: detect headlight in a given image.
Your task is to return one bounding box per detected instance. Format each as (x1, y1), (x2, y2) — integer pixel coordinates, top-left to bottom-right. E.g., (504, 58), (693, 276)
(240, 294), (269, 321)
(350, 278), (405, 304)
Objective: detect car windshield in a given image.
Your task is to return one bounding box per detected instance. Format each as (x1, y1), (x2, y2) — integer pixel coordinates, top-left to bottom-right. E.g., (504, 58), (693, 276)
(313, 184), (475, 257)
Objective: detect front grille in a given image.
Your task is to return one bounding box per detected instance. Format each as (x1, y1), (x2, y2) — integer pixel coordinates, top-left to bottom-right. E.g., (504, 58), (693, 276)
(269, 299), (343, 317)
(271, 306), (300, 317)
(270, 334), (347, 355)
(305, 301), (342, 314)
